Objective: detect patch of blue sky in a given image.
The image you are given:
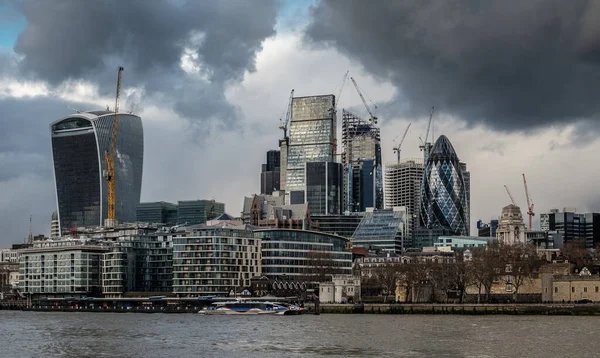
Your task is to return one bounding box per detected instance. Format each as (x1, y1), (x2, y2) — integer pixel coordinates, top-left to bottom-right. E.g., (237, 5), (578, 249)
(0, 3), (26, 48)
(276, 0), (317, 32)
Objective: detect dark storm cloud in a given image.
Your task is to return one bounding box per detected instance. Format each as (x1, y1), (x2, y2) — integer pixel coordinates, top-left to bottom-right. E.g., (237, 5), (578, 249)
(305, 0), (600, 132)
(12, 0), (279, 123)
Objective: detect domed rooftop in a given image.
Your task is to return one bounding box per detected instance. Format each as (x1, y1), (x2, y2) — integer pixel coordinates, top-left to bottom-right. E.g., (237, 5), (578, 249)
(52, 210), (58, 221)
(428, 135), (459, 162)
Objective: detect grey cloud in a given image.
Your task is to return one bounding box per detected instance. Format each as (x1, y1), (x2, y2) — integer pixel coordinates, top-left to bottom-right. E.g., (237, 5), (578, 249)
(305, 0), (600, 133)
(12, 0), (279, 123)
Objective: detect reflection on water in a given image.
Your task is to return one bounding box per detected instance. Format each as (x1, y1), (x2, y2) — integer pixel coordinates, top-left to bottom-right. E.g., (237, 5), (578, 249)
(0, 311), (598, 358)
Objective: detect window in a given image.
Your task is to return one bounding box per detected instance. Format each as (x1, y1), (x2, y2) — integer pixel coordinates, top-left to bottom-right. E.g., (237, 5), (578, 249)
(596, 286), (598, 293)
(572, 287), (575, 293)
(554, 287), (558, 293)
(584, 287), (588, 293)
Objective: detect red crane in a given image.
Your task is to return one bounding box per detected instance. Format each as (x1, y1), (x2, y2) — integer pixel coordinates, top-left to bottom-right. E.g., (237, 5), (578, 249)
(522, 173), (535, 230)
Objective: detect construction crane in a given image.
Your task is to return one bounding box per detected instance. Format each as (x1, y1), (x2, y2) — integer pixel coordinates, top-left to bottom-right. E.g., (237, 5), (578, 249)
(333, 70), (349, 114)
(350, 77), (378, 124)
(104, 66), (124, 225)
(522, 173), (535, 230)
(419, 106), (435, 161)
(392, 123), (412, 164)
(279, 89), (294, 139)
(504, 185), (517, 206)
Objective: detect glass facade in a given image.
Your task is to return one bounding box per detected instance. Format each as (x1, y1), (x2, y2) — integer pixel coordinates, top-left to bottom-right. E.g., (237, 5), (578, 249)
(286, 95), (336, 193)
(351, 208), (406, 253)
(51, 111), (144, 232)
(19, 245), (107, 296)
(177, 200), (225, 225)
(419, 135), (469, 236)
(253, 229), (352, 280)
(305, 162), (343, 215)
(136, 201), (178, 226)
(260, 150), (280, 195)
(172, 227), (261, 296)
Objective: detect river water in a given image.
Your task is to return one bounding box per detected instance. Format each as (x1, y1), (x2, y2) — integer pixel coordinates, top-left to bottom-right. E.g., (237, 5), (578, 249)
(0, 311), (597, 357)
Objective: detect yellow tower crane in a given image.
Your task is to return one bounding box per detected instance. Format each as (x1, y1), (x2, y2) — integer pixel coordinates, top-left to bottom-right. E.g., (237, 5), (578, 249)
(104, 66), (123, 226)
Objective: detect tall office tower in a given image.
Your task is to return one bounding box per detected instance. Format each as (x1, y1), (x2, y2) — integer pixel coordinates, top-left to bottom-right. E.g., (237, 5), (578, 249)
(260, 150), (280, 195)
(341, 109), (383, 212)
(50, 211), (60, 237)
(384, 158), (424, 237)
(50, 110), (143, 234)
(460, 162), (471, 233)
(305, 162), (343, 215)
(419, 135), (469, 236)
(541, 208), (600, 248)
(286, 95), (336, 204)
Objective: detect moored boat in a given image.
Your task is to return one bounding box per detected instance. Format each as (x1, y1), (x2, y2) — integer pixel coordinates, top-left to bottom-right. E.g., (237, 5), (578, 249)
(198, 299), (299, 315)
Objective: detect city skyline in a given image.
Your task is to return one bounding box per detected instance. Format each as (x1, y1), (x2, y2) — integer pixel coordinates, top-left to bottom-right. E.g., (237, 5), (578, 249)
(3, 1), (600, 245)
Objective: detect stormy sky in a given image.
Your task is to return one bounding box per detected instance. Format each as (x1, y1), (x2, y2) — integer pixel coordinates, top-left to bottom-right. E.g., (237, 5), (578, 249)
(1, 0), (600, 245)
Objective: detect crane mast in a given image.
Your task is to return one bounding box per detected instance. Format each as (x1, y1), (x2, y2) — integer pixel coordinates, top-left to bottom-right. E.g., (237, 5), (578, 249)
(350, 77), (378, 124)
(504, 185), (517, 206)
(393, 122), (411, 164)
(104, 66), (123, 226)
(522, 173), (535, 230)
(419, 106), (435, 161)
(279, 89), (294, 139)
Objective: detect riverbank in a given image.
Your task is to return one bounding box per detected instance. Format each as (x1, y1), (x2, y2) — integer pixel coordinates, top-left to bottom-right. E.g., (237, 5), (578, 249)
(319, 303), (600, 315)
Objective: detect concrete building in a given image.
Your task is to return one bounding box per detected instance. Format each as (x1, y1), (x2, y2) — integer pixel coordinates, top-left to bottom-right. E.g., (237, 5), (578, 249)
(351, 207), (407, 253)
(305, 162), (343, 215)
(285, 94), (336, 203)
(261, 149), (280, 195)
(242, 193), (311, 230)
(384, 158), (423, 238)
(136, 201), (178, 226)
(19, 240), (109, 298)
(319, 274), (361, 303)
(51, 211), (60, 238)
(420, 135), (469, 236)
(496, 204), (526, 245)
(177, 200), (224, 226)
(0, 248), (19, 263)
(50, 110), (143, 233)
(540, 208), (600, 248)
(253, 228), (352, 281)
(541, 265), (600, 303)
(172, 222), (262, 297)
(342, 109), (383, 213)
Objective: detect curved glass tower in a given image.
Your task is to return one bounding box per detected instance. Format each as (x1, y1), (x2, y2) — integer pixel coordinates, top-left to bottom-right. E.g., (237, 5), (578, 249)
(50, 111), (143, 233)
(419, 135), (468, 235)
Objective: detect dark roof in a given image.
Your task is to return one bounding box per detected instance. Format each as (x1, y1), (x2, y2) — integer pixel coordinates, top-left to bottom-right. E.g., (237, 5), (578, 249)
(428, 135), (459, 162)
(214, 213), (235, 221)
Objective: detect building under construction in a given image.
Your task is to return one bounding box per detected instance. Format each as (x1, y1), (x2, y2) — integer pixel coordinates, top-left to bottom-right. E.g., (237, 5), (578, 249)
(384, 158), (424, 238)
(341, 109), (383, 212)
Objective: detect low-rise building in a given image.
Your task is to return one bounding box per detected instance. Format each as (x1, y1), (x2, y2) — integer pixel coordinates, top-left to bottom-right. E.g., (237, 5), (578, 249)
(172, 222), (262, 297)
(254, 228), (352, 282)
(434, 236), (492, 249)
(542, 266), (600, 303)
(319, 275), (361, 303)
(19, 240), (109, 298)
(351, 207), (407, 253)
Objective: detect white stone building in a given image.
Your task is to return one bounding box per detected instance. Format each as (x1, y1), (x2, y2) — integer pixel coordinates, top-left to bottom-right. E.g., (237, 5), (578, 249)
(496, 204), (526, 245)
(319, 275), (361, 303)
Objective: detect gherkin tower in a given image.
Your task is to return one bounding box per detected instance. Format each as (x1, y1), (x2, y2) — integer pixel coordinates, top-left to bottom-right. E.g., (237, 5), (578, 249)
(419, 135), (469, 235)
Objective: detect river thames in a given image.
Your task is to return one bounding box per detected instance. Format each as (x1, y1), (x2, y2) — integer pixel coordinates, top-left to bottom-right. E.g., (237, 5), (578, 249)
(1, 311), (598, 357)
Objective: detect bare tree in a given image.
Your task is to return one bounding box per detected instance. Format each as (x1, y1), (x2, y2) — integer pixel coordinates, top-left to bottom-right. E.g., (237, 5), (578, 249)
(503, 244), (543, 302)
(305, 251), (338, 283)
(469, 243), (504, 303)
(398, 262), (431, 303)
(371, 263), (401, 302)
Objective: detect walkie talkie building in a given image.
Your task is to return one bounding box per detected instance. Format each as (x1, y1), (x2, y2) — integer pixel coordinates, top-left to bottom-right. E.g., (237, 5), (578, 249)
(50, 111), (143, 234)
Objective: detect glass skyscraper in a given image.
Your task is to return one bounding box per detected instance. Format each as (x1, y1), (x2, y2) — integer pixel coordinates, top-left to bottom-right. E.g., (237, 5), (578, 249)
(50, 111), (143, 234)
(286, 95), (336, 201)
(305, 162), (343, 215)
(419, 135), (469, 236)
